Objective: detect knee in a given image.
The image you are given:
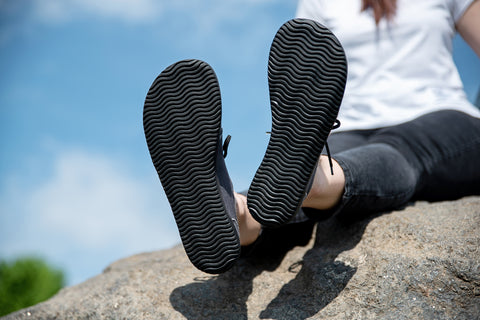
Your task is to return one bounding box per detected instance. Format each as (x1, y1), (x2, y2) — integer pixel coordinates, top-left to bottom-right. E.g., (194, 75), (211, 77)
(354, 143), (419, 196)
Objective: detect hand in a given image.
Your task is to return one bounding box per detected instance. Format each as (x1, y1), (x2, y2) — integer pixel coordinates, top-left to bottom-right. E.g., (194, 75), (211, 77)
(361, 0), (397, 25)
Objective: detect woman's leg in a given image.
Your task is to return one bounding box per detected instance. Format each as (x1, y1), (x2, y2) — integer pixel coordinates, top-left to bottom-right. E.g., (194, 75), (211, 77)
(239, 110), (480, 242)
(303, 142), (419, 220)
(302, 110), (480, 221)
(392, 110), (480, 201)
(302, 129), (374, 210)
(237, 129), (373, 246)
(368, 110), (480, 202)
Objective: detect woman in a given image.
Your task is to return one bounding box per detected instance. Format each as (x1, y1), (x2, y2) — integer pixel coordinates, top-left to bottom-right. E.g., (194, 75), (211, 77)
(143, 0), (480, 273)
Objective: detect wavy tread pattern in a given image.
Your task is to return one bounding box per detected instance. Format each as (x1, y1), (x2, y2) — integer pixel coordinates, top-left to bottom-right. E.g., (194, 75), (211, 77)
(248, 19), (347, 227)
(143, 60), (240, 273)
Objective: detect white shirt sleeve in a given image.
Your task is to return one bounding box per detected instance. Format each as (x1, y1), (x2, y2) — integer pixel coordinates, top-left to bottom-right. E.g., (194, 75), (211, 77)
(447, 0), (476, 22)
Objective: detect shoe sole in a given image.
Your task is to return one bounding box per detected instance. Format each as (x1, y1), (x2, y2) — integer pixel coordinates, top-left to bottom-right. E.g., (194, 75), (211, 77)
(143, 59), (240, 273)
(247, 19), (347, 227)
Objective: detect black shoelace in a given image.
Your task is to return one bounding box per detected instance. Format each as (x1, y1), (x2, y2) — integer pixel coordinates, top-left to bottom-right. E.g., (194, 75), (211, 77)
(223, 135), (232, 158)
(325, 119), (341, 175)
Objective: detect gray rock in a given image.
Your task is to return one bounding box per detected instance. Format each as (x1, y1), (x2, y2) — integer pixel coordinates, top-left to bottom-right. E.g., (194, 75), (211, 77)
(3, 197), (479, 320)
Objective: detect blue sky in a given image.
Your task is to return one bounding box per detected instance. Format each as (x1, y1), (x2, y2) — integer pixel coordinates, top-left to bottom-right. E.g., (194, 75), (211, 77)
(0, 0), (479, 286)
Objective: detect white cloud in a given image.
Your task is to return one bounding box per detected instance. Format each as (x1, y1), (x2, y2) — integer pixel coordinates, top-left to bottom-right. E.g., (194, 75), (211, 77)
(2, 0), (294, 66)
(28, 150), (172, 249)
(30, 0), (284, 26)
(0, 148), (179, 284)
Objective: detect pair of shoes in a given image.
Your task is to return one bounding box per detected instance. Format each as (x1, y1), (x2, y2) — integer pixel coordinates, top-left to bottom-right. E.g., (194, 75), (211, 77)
(143, 19), (347, 274)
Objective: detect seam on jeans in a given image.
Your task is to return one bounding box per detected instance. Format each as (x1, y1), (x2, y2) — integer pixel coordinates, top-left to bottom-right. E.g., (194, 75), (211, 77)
(332, 156), (355, 209)
(332, 156), (352, 197)
(348, 188), (415, 199)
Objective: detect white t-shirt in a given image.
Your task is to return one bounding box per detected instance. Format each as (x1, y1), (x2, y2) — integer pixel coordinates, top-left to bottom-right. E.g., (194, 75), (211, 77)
(296, 0), (480, 131)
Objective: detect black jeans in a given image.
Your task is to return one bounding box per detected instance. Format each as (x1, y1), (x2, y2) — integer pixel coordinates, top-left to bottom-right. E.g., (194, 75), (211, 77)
(323, 110), (480, 220)
(243, 110), (480, 255)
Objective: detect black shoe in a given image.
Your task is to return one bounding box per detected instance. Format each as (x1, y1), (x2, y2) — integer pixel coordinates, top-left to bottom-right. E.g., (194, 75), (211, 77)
(247, 19), (347, 228)
(143, 59), (240, 274)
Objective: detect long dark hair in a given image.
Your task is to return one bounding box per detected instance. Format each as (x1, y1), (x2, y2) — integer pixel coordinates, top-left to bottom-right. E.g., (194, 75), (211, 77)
(361, 0), (397, 25)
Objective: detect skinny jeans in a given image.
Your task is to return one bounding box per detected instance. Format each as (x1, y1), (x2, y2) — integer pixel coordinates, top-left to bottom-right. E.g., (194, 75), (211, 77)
(318, 110), (480, 221)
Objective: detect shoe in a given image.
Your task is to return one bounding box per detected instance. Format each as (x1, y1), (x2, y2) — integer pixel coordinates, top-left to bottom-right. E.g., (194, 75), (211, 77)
(247, 19), (347, 227)
(143, 59), (240, 274)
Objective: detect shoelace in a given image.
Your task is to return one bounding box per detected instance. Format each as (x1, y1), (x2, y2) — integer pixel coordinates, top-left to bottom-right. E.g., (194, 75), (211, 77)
(265, 119), (341, 175)
(325, 119), (341, 175)
(223, 135), (232, 158)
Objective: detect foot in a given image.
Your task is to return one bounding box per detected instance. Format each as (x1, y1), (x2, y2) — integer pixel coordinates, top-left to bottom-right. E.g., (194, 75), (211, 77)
(247, 19), (348, 227)
(143, 59), (240, 274)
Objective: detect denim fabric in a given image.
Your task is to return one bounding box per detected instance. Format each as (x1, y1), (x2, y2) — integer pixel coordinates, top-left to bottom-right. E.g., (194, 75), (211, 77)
(321, 110), (480, 221)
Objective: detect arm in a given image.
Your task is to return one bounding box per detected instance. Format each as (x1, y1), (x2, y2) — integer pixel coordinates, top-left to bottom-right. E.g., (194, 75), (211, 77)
(456, 0), (480, 58)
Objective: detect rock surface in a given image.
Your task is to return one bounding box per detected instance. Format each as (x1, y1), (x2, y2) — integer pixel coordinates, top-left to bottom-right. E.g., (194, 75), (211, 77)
(3, 197), (480, 320)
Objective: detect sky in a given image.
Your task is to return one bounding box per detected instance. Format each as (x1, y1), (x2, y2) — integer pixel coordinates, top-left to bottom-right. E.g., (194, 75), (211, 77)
(0, 0), (479, 286)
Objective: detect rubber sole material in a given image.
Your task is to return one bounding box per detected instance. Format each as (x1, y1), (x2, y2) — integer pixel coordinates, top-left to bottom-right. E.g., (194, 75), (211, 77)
(143, 59), (240, 274)
(247, 19), (348, 227)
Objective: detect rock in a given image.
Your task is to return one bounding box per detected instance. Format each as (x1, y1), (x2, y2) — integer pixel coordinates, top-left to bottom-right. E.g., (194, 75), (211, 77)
(3, 197), (479, 320)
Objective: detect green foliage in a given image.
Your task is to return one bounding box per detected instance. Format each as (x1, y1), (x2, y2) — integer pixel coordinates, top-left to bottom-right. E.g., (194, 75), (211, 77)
(0, 257), (65, 316)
